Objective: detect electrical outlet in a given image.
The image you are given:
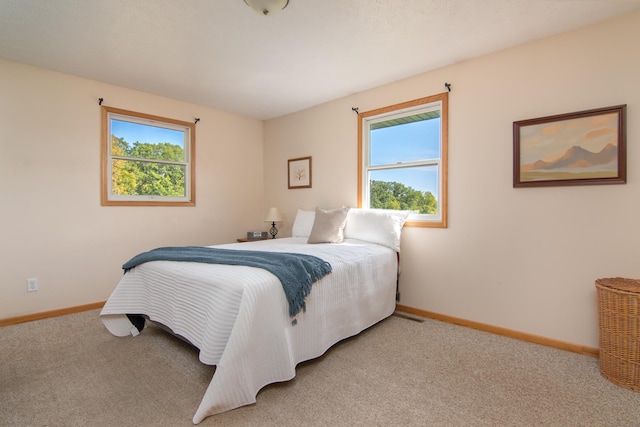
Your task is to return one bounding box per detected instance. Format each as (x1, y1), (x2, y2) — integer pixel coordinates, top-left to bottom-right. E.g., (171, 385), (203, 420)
(26, 278), (38, 292)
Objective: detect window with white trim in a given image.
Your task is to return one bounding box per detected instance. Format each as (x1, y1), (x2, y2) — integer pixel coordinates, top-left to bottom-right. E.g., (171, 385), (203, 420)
(101, 106), (195, 206)
(358, 93), (448, 227)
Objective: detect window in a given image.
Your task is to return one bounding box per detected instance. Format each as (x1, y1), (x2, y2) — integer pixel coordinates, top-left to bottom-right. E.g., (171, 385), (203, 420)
(101, 106), (195, 206)
(358, 93), (448, 227)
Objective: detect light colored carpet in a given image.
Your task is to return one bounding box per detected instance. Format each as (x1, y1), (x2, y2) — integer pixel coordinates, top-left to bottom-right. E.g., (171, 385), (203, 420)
(2, 309), (640, 426)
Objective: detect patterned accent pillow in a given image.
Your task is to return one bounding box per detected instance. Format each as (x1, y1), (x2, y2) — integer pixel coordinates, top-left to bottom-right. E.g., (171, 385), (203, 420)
(307, 207), (350, 244)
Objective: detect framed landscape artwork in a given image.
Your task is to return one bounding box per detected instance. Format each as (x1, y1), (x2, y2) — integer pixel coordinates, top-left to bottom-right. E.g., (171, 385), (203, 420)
(288, 156), (312, 189)
(513, 105), (626, 188)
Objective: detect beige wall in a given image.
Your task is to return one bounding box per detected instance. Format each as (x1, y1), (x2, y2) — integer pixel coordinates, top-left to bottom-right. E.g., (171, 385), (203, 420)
(264, 11), (640, 348)
(0, 59), (265, 318)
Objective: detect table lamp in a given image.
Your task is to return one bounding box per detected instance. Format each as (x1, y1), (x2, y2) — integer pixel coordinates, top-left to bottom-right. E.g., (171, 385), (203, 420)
(264, 207), (282, 239)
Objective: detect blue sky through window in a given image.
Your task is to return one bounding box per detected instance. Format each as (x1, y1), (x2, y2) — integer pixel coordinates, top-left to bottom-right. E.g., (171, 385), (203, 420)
(111, 119), (185, 148)
(370, 118), (440, 197)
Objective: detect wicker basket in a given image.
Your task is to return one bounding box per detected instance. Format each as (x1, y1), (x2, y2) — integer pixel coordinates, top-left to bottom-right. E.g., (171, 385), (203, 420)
(595, 277), (640, 391)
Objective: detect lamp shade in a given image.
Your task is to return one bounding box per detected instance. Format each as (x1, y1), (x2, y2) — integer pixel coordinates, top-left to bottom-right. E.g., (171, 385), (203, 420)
(243, 0), (289, 16)
(264, 207), (282, 222)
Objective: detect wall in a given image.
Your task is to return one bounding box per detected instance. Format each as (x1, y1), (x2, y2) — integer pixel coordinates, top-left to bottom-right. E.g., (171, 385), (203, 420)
(0, 59), (265, 319)
(264, 11), (640, 348)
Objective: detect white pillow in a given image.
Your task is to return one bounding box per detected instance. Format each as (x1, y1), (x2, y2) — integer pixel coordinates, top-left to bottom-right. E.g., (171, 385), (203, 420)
(291, 209), (316, 237)
(307, 207), (350, 244)
(343, 209), (411, 252)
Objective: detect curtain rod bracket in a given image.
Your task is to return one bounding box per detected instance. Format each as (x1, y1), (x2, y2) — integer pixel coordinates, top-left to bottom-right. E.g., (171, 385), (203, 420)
(194, 118), (200, 124)
(98, 97), (104, 105)
(352, 107), (359, 114)
(444, 83), (452, 92)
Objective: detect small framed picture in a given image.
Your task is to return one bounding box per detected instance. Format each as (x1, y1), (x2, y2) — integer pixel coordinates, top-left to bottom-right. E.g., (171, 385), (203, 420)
(288, 156), (312, 189)
(513, 105), (626, 188)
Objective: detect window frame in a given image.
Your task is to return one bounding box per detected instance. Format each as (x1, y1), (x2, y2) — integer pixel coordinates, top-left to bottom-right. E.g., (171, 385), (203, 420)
(101, 106), (196, 206)
(357, 92), (448, 228)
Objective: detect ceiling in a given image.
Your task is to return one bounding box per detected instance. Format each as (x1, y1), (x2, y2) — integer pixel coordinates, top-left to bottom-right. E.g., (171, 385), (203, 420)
(1, 0), (639, 120)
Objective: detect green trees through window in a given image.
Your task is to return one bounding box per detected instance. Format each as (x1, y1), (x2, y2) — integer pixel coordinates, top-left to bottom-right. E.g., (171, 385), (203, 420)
(370, 180), (437, 214)
(111, 136), (186, 197)
(101, 106), (195, 206)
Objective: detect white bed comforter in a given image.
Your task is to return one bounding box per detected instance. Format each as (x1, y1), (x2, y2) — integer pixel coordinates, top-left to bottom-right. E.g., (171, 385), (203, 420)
(100, 237), (397, 424)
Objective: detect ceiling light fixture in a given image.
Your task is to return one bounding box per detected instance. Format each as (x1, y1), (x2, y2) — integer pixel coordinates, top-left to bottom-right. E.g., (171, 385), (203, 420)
(243, 0), (289, 16)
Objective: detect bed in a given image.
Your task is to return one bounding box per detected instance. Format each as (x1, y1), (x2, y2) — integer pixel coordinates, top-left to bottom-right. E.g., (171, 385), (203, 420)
(100, 208), (409, 424)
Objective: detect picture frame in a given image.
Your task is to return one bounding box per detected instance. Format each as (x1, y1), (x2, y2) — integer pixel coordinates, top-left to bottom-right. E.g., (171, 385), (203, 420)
(288, 156), (312, 189)
(513, 105), (626, 188)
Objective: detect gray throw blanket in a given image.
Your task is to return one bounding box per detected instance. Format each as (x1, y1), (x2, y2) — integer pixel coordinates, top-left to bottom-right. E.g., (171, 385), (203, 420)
(122, 246), (332, 318)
